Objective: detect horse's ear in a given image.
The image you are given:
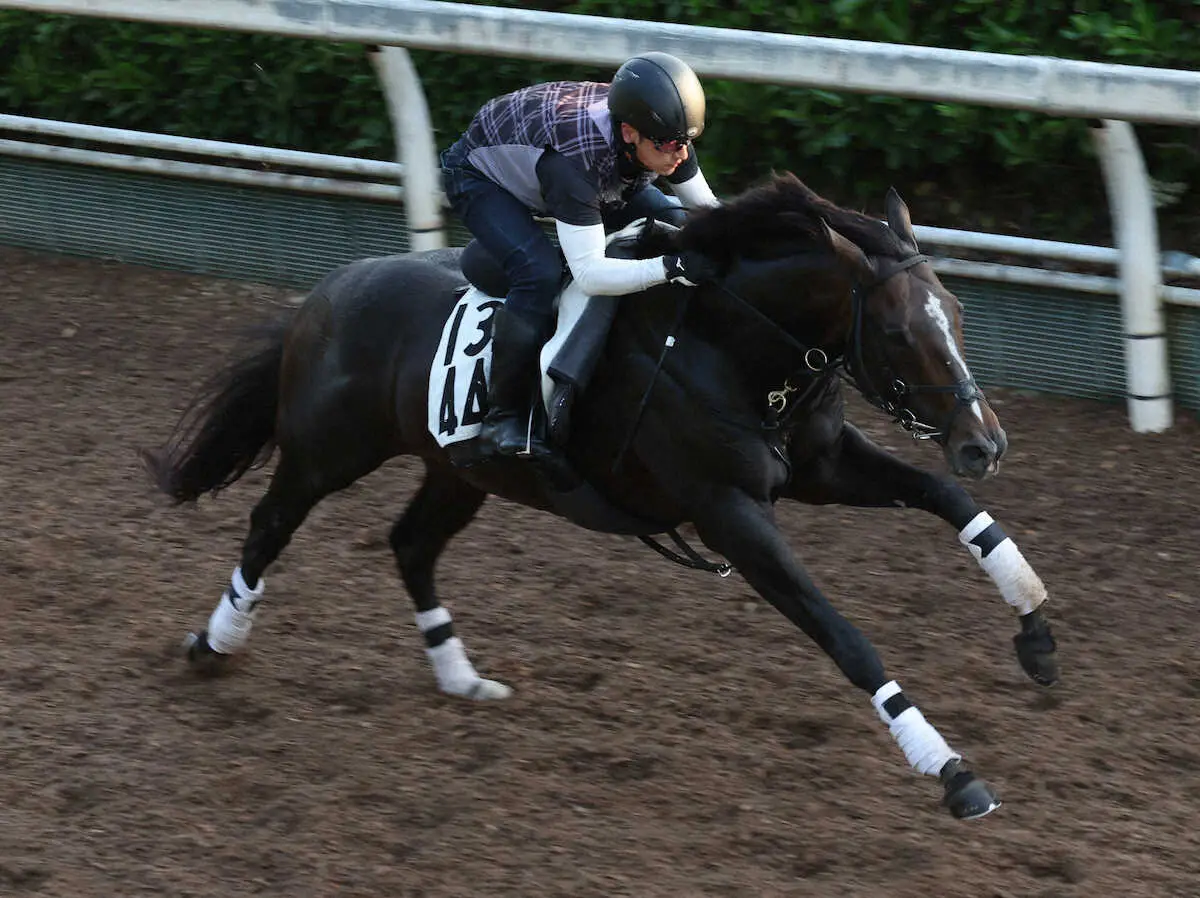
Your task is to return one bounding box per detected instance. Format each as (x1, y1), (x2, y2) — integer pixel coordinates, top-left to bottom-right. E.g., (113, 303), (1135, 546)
(821, 219), (872, 278)
(885, 187), (918, 250)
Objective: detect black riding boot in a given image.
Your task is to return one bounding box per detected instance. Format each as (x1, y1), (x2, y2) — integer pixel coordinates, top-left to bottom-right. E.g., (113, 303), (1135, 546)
(478, 307), (554, 461)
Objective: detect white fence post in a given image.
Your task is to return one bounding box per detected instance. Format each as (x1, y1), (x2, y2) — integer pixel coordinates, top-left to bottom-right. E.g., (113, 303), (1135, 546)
(370, 45), (446, 251)
(1091, 120), (1173, 433)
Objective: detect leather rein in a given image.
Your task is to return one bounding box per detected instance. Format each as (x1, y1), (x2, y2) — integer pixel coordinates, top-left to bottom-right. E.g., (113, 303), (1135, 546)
(631, 250), (983, 577)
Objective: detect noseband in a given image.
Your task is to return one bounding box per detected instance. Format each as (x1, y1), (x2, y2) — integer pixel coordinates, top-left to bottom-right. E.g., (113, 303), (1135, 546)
(843, 254), (985, 444)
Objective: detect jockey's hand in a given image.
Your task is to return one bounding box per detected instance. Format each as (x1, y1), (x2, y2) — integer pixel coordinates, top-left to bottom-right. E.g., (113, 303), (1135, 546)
(663, 250), (719, 287)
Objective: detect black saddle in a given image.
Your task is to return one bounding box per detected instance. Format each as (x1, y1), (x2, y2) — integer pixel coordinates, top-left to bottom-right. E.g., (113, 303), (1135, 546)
(453, 218), (690, 535)
(457, 218), (684, 452)
(460, 238), (514, 298)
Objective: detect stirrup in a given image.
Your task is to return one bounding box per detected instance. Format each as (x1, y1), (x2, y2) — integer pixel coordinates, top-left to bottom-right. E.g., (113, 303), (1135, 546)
(476, 407), (549, 460)
(512, 409), (554, 460)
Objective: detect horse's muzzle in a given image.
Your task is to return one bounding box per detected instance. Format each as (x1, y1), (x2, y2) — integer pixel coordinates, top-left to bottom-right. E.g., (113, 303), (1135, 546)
(948, 426), (1007, 479)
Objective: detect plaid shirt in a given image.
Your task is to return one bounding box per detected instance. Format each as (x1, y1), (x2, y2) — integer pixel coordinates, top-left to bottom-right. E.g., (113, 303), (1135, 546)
(456, 81), (655, 213)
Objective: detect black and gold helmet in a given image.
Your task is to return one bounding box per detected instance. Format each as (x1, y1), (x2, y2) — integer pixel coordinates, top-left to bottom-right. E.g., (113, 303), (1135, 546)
(608, 52), (706, 144)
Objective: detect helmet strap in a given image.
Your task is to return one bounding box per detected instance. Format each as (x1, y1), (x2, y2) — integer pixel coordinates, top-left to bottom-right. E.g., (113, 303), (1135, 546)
(614, 122), (650, 176)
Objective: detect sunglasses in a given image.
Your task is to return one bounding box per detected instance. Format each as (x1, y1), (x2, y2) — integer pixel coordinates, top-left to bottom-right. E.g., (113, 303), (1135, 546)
(648, 135), (688, 153)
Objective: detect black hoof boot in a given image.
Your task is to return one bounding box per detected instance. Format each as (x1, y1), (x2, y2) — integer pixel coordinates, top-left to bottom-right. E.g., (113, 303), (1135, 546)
(1014, 608), (1059, 686)
(940, 759), (1001, 820)
(183, 630), (232, 677)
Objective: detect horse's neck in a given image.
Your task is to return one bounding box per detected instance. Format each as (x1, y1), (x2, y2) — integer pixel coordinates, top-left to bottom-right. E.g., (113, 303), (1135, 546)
(716, 256), (853, 369)
(600, 285), (793, 426)
(607, 250), (853, 399)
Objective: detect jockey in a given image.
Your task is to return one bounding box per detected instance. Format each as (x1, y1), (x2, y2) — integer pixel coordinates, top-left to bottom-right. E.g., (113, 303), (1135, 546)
(440, 51), (721, 463)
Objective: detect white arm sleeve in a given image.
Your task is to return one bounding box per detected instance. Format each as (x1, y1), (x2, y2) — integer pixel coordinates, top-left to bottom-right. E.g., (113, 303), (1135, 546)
(555, 221), (668, 296)
(670, 170), (720, 209)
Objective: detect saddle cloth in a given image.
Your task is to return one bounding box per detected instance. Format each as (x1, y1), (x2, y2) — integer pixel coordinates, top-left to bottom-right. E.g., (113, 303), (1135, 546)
(426, 280), (595, 448)
(427, 220), (650, 448)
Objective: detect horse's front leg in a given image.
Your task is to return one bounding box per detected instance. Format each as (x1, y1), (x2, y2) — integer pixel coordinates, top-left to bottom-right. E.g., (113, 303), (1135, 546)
(692, 489), (1000, 819)
(785, 422), (1058, 686)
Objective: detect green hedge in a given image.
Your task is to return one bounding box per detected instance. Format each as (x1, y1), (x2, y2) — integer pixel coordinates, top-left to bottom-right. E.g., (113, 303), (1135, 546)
(1, 2), (1197, 247)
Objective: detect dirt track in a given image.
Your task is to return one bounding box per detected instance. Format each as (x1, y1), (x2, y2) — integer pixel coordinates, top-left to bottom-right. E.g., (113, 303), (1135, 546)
(2, 246), (1199, 898)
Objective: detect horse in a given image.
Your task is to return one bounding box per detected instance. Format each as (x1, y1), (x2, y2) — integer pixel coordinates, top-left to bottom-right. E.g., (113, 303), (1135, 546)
(143, 173), (1058, 821)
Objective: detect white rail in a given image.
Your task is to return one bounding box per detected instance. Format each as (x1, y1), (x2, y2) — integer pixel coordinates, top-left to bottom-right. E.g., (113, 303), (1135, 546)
(0, 139), (405, 201)
(5, 0), (1200, 124)
(370, 46), (443, 249)
(17, 112), (1198, 268)
(0, 113), (403, 179)
(10, 112), (1200, 293)
(933, 259), (1200, 308)
(1094, 120), (1172, 430)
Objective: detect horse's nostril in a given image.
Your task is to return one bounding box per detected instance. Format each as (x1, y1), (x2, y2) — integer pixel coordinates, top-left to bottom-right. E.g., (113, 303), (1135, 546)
(960, 442), (992, 469)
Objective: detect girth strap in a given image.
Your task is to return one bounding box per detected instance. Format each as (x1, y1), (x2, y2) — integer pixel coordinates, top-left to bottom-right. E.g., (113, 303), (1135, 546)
(638, 529), (733, 577)
(612, 290), (692, 473)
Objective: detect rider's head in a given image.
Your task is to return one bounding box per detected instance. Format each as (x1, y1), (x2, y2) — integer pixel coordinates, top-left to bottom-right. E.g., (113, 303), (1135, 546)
(608, 52), (706, 177)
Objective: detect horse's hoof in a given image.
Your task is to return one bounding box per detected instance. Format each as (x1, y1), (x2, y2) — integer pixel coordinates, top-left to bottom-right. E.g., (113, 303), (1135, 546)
(1020, 650), (1059, 687)
(456, 678), (513, 701)
(1014, 615), (1059, 687)
(183, 630), (232, 677)
(940, 759), (1001, 820)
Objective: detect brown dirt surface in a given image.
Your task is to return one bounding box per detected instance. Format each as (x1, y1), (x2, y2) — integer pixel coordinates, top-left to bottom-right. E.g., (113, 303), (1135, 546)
(2, 246), (1200, 898)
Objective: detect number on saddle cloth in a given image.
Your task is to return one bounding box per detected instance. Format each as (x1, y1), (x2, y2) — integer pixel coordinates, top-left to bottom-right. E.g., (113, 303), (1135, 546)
(429, 220), (678, 451)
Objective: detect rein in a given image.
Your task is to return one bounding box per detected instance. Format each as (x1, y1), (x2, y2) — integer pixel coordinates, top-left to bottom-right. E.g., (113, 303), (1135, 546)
(713, 251), (982, 443)
(624, 248), (981, 578)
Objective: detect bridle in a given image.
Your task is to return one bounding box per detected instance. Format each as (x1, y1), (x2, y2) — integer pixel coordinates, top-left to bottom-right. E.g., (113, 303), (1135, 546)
(715, 251), (983, 444)
(841, 253), (985, 444)
(626, 247), (984, 577)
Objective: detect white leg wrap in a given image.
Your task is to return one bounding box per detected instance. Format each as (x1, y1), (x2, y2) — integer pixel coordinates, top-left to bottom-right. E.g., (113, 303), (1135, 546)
(426, 638), (486, 694)
(416, 609), (512, 700)
(872, 681), (959, 776)
(958, 512), (1047, 615)
(205, 567), (264, 655)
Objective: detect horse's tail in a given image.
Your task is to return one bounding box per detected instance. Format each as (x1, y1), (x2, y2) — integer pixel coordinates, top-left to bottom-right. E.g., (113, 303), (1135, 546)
(141, 319), (289, 504)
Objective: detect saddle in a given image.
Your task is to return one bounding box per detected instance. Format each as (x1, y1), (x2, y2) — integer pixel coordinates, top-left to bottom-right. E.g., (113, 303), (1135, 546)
(458, 218), (680, 446)
(433, 218), (735, 560)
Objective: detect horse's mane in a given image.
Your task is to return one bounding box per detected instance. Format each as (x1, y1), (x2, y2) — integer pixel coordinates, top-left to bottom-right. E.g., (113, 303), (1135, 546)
(674, 172), (910, 268)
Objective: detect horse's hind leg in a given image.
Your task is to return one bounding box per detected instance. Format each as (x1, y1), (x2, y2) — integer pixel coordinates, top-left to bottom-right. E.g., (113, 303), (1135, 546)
(390, 463), (510, 700)
(186, 451), (359, 671)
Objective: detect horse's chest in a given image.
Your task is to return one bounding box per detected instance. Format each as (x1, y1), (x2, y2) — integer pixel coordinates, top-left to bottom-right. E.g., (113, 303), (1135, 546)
(780, 390), (846, 466)
(786, 413), (842, 459)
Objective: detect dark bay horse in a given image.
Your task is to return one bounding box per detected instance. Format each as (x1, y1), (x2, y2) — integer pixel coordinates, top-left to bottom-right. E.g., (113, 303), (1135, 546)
(144, 174), (1058, 820)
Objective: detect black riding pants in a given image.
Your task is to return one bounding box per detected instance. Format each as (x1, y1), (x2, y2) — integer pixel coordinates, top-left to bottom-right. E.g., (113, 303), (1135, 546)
(442, 160), (685, 321)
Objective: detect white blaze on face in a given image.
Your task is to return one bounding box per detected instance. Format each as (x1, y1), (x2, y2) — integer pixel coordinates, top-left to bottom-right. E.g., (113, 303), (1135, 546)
(923, 291), (984, 424)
